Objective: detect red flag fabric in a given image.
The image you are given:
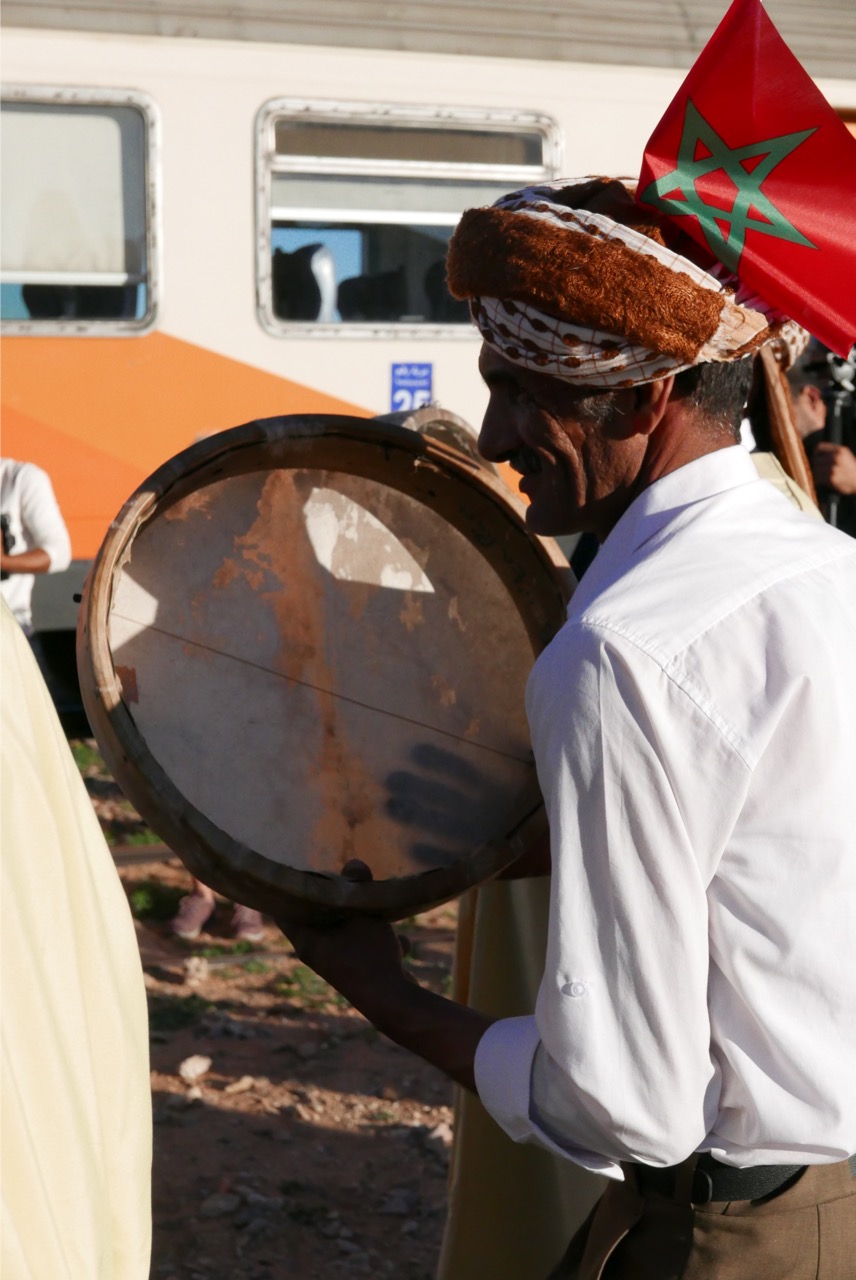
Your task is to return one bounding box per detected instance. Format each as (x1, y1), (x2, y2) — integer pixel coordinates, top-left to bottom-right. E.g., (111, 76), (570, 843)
(638, 0), (856, 356)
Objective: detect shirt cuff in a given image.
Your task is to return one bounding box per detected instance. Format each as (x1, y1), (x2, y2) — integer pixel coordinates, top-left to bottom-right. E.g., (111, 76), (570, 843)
(474, 1015), (622, 1179)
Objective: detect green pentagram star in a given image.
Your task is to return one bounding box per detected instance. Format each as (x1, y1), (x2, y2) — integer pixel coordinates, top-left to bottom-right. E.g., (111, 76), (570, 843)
(641, 99), (817, 272)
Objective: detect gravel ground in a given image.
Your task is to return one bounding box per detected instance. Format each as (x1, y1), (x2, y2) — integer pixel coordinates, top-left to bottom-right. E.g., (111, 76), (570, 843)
(73, 740), (457, 1280)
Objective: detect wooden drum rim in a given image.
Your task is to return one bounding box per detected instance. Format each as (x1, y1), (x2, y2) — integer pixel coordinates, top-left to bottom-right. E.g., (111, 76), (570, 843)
(77, 414), (569, 920)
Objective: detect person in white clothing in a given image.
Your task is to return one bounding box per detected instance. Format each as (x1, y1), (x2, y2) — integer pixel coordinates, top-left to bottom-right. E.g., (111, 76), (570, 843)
(1, 457), (71, 633)
(276, 178), (856, 1278)
(1, 597), (152, 1278)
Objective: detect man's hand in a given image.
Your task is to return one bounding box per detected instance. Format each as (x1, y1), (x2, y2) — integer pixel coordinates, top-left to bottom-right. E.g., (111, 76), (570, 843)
(811, 442), (856, 496)
(277, 860), (494, 1092)
(495, 825), (551, 879)
(278, 865), (416, 1024)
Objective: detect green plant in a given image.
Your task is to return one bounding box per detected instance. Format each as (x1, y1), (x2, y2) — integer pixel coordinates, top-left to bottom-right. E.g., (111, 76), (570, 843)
(70, 740), (106, 772)
(127, 879), (185, 921)
(121, 828), (164, 847)
(147, 993), (213, 1032)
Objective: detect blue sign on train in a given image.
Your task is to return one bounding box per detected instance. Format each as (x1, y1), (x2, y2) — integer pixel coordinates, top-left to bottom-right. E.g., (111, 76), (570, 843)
(391, 363), (433, 414)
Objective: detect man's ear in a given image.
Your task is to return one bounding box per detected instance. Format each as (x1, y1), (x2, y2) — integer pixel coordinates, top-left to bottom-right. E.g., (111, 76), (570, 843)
(632, 375), (676, 437)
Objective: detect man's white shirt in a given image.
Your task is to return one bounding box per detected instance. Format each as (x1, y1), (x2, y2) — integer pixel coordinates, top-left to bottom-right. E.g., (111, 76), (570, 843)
(474, 446), (856, 1178)
(1, 459), (71, 629)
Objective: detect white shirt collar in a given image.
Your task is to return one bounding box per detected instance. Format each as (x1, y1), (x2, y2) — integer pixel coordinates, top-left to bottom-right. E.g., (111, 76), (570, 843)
(569, 446), (760, 618)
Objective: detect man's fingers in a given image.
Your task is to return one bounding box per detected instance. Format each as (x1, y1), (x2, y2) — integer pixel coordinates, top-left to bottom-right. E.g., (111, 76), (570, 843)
(341, 859), (373, 882)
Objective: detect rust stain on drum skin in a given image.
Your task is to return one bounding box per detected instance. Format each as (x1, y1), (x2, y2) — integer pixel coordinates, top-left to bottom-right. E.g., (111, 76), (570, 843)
(212, 559), (240, 589)
(432, 674), (457, 709)
(234, 471), (391, 875)
(164, 490), (215, 521)
(116, 665), (139, 703)
(448, 597), (466, 633)
(399, 593), (424, 633)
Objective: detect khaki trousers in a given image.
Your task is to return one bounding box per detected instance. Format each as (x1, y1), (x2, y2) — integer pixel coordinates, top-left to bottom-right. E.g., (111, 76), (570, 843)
(547, 1156), (856, 1280)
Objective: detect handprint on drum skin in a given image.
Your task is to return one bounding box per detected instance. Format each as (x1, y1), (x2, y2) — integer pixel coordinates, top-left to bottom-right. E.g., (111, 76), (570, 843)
(385, 742), (511, 868)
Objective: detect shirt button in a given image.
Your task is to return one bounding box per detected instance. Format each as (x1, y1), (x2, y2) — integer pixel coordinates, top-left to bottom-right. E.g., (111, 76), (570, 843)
(563, 981), (588, 998)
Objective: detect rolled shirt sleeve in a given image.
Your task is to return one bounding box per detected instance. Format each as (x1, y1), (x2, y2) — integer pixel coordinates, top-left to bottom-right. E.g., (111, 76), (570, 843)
(19, 463), (71, 572)
(474, 621), (750, 1173)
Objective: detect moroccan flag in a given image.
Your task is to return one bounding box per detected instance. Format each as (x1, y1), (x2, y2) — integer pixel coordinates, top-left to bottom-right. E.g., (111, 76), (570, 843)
(638, 0), (856, 356)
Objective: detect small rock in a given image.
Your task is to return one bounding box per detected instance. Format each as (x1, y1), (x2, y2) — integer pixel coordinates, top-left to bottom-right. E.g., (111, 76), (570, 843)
(224, 1018), (256, 1039)
(224, 1075), (256, 1095)
(425, 1120), (453, 1151)
(183, 956), (210, 985)
(165, 1092), (197, 1111)
(243, 1191), (285, 1211)
(178, 1054), (212, 1084)
(337, 1239), (359, 1255)
(296, 1042), (318, 1060)
(400, 1219), (419, 1235)
(379, 1190), (415, 1216)
(199, 1192), (241, 1218)
(244, 1218), (273, 1240)
(204, 1015), (255, 1039)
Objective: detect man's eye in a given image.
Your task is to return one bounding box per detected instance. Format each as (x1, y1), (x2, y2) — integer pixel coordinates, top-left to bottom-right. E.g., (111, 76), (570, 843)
(507, 383), (531, 406)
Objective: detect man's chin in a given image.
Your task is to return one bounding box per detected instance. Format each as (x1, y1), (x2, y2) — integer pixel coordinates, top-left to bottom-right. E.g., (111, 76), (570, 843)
(524, 503), (589, 540)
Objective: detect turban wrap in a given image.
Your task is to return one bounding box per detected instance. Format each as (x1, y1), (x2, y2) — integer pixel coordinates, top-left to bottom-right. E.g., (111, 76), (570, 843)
(446, 177), (807, 388)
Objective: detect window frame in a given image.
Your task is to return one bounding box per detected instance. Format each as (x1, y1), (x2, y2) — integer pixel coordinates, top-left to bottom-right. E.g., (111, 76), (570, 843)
(0, 84), (161, 337)
(255, 98), (562, 339)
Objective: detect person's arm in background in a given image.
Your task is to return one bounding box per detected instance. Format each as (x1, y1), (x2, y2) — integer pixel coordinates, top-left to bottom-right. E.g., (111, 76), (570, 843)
(0, 544), (52, 576)
(810, 441), (856, 496)
(1, 464), (71, 578)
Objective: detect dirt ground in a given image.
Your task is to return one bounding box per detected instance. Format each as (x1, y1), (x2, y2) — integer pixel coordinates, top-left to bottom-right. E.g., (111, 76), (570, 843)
(73, 740), (457, 1280)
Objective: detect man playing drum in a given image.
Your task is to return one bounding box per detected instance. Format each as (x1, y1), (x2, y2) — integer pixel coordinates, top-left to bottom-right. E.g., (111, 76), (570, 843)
(280, 176), (856, 1278)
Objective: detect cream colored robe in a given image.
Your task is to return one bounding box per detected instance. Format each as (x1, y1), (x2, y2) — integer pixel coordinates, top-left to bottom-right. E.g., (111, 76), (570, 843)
(1, 600), (152, 1279)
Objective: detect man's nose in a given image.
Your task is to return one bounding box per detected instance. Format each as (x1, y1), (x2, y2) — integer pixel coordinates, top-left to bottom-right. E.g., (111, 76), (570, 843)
(478, 403), (517, 464)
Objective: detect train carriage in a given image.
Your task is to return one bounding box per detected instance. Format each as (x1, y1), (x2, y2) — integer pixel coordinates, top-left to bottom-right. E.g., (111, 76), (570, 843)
(1, 0), (854, 724)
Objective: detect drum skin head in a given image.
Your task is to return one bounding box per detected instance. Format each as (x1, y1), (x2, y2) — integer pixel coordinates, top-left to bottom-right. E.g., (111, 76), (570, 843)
(77, 414), (571, 921)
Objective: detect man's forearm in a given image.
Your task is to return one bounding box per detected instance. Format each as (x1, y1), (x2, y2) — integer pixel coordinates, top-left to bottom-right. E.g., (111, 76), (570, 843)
(359, 978), (494, 1093)
(279, 910), (495, 1092)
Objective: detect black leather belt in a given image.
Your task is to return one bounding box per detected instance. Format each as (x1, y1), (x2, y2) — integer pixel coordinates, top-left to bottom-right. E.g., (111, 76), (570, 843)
(632, 1153), (805, 1205)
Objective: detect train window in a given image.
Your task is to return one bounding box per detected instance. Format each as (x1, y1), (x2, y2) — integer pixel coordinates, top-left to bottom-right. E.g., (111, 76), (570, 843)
(0, 90), (158, 332)
(257, 102), (561, 332)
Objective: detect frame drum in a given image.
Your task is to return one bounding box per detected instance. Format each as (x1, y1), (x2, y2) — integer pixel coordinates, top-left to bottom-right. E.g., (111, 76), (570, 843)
(77, 414), (571, 921)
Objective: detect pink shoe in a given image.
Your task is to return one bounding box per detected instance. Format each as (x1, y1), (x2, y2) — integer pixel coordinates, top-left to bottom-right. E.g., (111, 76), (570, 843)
(171, 892), (215, 940)
(231, 904), (264, 942)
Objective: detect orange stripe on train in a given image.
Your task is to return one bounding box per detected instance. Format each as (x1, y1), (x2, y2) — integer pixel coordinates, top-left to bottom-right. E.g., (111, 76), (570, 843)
(1, 332), (369, 559)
